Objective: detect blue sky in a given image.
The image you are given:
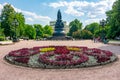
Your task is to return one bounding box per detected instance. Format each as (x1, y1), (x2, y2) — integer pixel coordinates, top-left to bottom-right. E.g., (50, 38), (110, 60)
(0, 0), (116, 26)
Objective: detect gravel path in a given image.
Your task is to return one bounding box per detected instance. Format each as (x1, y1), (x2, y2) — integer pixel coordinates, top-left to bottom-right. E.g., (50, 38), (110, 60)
(0, 40), (120, 80)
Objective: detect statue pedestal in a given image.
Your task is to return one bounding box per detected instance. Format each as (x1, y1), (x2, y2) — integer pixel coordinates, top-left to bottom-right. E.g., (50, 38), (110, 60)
(47, 9), (73, 40)
(49, 28), (73, 40)
(47, 36), (73, 40)
(53, 28), (65, 36)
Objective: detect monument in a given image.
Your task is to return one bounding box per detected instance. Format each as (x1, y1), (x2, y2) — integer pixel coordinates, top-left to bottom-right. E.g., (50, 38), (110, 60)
(48, 9), (73, 40)
(53, 9), (65, 37)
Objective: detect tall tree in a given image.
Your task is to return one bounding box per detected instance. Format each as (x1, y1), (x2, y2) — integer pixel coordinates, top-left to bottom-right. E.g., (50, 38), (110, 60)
(69, 19), (82, 36)
(43, 25), (53, 37)
(106, 0), (120, 38)
(0, 27), (4, 36)
(69, 19), (82, 29)
(0, 4), (25, 39)
(24, 24), (36, 39)
(34, 24), (44, 38)
(15, 13), (25, 37)
(0, 4), (15, 37)
(85, 22), (99, 35)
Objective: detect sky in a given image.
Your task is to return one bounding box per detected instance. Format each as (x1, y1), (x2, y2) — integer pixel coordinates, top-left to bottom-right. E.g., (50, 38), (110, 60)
(0, 0), (116, 26)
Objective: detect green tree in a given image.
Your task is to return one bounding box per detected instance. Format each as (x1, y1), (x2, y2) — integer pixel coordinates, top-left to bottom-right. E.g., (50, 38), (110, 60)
(24, 24), (36, 39)
(69, 19), (82, 29)
(34, 24), (44, 38)
(94, 25), (109, 38)
(0, 25), (5, 41)
(106, 0), (120, 38)
(10, 13), (25, 39)
(69, 19), (82, 36)
(43, 25), (53, 38)
(0, 26), (5, 36)
(15, 13), (25, 37)
(0, 4), (15, 37)
(0, 4), (25, 39)
(85, 22), (99, 34)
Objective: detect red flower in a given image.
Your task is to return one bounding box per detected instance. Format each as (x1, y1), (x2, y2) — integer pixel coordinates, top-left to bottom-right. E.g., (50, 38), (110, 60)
(97, 55), (110, 63)
(14, 57), (29, 63)
(7, 45), (115, 67)
(54, 46), (69, 54)
(102, 50), (113, 57)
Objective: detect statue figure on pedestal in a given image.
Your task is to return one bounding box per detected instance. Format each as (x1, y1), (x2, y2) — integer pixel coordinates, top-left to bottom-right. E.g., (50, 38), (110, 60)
(55, 9), (64, 29)
(47, 9), (73, 40)
(53, 9), (65, 36)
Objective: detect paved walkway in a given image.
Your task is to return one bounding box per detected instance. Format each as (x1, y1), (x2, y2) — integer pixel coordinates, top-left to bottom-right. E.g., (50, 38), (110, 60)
(0, 40), (120, 80)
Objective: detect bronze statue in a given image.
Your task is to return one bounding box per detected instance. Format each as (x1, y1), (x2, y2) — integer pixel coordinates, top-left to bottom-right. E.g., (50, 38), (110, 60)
(48, 9), (73, 40)
(57, 9), (62, 20)
(55, 9), (64, 29)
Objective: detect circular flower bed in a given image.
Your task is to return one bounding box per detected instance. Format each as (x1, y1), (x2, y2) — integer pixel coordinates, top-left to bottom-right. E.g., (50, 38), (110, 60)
(4, 46), (117, 69)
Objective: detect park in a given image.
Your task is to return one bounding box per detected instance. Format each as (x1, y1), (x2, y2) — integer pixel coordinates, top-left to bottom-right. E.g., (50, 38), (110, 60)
(0, 0), (120, 80)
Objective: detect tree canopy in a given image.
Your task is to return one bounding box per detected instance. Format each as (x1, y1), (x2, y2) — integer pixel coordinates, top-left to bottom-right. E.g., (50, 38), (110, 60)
(85, 22), (99, 34)
(34, 24), (44, 38)
(43, 25), (53, 38)
(24, 24), (36, 39)
(69, 19), (82, 36)
(106, 0), (120, 38)
(0, 4), (15, 37)
(0, 4), (25, 39)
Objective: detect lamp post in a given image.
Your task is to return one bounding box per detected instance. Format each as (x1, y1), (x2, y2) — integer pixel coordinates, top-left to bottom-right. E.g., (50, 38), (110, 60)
(100, 19), (106, 42)
(12, 18), (19, 42)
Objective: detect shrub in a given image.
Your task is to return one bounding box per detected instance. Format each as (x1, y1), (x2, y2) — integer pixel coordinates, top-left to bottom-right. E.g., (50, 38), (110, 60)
(81, 30), (93, 39)
(0, 36), (5, 41)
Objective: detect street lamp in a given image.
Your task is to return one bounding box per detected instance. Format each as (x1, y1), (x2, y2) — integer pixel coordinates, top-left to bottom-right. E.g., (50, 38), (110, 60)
(12, 18), (19, 42)
(100, 19), (106, 42)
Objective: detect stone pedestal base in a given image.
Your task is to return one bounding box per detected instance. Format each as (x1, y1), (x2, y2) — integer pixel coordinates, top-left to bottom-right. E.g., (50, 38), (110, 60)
(47, 36), (73, 40)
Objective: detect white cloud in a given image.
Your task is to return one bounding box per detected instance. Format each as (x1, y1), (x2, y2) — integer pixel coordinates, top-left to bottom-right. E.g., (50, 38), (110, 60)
(0, 0), (116, 26)
(21, 10), (51, 22)
(87, 12), (96, 18)
(49, 0), (116, 25)
(26, 17), (34, 22)
(13, 5), (51, 25)
(49, 0), (115, 17)
(0, 4), (2, 15)
(49, 1), (68, 8)
(85, 18), (103, 25)
(0, 3), (51, 25)
(0, 3), (8, 15)
(0, 4), (3, 10)
(64, 6), (84, 16)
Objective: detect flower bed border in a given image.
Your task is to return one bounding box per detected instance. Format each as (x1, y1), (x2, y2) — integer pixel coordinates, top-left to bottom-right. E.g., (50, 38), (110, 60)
(4, 46), (118, 69)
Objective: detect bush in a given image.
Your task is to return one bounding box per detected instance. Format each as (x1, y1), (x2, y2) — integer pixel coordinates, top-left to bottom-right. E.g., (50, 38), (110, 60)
(72, 30), (93, 39)
(0, 36), (5, 41)
(81, 30), (93, 39)
(72, 30), (81, 39)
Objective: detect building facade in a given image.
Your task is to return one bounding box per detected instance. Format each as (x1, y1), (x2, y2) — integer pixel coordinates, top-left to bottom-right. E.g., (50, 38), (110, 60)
(49, 21), (69, 33)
